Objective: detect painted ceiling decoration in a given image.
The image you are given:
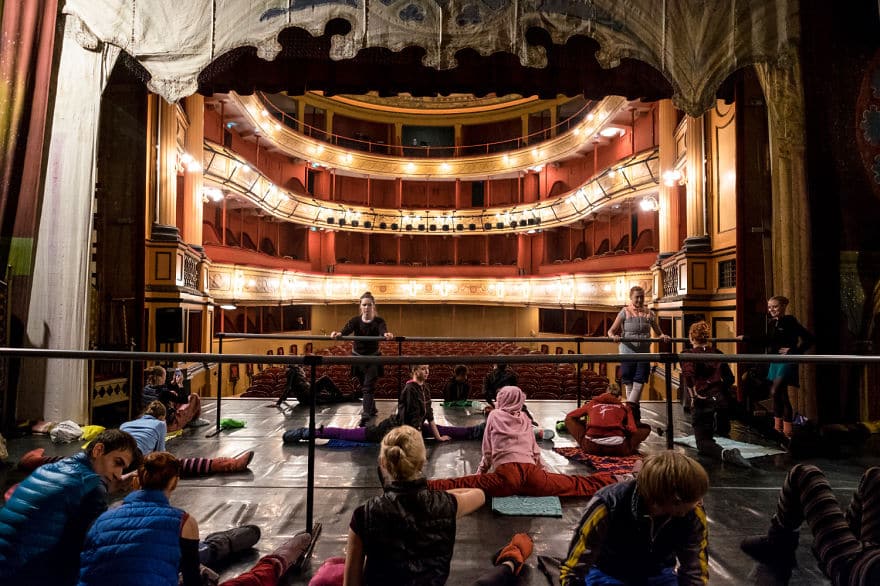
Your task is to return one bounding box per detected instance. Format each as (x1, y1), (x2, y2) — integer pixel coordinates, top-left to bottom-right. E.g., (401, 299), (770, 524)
(64, 0), (798, 116)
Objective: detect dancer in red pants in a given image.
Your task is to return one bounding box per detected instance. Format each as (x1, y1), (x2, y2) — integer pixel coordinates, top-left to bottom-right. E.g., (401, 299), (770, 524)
(429, 386), (618, 497)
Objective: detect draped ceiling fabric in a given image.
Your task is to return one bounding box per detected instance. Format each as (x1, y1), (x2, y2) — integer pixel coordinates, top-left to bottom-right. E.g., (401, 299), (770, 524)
(63, 0), (800, 116)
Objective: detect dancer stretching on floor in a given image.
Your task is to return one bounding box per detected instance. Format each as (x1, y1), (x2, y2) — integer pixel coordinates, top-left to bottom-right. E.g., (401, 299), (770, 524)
(17, 401), (254, 478)
(309, 425), (534, 586)
(284, 364), (490, 444)
(428, 386), (618, 498)
(741, 464), (880, 584)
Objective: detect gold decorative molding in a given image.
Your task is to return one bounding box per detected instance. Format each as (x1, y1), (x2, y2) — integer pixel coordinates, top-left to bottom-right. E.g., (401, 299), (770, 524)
(207, 263), (653, 310)
(232, 92), (628, 179)
(202, 141), (659, 235)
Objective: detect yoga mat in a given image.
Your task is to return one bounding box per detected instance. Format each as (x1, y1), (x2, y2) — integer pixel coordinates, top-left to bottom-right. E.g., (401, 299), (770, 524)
(553, 447), (642, 474)
(673, 435), (785, 458)
(492, 495), (562, 517)
(324, 439), (374, 449)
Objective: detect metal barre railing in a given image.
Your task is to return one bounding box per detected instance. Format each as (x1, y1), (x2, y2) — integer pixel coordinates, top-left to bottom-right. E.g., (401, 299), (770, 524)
(5, 345), (880, 536)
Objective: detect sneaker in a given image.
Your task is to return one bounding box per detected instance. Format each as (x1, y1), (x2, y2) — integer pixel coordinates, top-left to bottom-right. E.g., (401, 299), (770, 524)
(282, 427), (310, 443)
(494, 533), (534, 575)
(740, 531), (798, 578)
(555, 420), (567, 433)
(722, 448), (752, 468)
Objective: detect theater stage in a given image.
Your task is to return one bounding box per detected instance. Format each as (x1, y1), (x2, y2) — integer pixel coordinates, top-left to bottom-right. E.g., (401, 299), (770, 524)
(5, 398), (875, 585)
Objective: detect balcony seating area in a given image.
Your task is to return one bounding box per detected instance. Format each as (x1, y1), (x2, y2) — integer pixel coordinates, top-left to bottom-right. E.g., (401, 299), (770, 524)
(239, 341), (612, 400)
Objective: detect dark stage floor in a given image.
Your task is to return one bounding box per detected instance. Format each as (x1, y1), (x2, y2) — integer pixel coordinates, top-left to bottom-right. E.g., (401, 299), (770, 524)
(3, 398), (879, 585)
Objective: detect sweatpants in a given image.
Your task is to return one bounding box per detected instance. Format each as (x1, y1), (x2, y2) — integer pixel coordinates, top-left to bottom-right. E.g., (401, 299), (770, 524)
(564, 415), (650, 457)
(220, 555), (285, 586)
(771, 464), (880, 585)
(427, 461), (617, 498)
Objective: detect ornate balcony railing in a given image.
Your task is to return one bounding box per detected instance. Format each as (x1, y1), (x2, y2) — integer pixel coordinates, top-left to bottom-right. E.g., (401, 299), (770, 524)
(202, 141), (659, 236)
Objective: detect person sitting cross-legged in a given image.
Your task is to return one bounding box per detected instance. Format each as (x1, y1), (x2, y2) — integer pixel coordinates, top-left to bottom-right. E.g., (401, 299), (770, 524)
(563, 386), (651, 457)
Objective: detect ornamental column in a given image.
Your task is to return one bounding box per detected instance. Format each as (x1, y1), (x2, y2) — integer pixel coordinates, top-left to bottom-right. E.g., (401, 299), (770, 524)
(683, 114), (710, 250)
(657, 100), (680, 256)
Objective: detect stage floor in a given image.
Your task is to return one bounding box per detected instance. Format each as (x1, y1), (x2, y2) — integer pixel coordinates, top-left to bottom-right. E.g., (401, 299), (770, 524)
(4, 398), (878, 585)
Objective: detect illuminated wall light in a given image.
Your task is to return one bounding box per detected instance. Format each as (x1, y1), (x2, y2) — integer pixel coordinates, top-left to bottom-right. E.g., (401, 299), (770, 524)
(180, 153), (194, 165)
(440, 162), (450, 172)
(586, 113), (595, 121)
(273, 123), (282, 131)
(344, 153), (353, 164)
(405, 162), (416, 173)
(261, 109), (269, 117)
(531, 148), (539, 159)
(247, 279), (256, 288)
(607, 168), (617, 178)
(502, 154), (511, 166)
(640, 196), (659, 212)
(315, 145), (325, 154)
(599, 126), (625, 138)
(572, 127), (581, 136)
(240, 164), (251, 173)
(662, 169), (682, 187)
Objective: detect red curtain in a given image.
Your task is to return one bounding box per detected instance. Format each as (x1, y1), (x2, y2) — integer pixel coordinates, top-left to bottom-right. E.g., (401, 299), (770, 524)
(0, 0), (58, 269)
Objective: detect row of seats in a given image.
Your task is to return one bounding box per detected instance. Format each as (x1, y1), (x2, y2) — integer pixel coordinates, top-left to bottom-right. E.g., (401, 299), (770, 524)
(240, 343), (611, 400)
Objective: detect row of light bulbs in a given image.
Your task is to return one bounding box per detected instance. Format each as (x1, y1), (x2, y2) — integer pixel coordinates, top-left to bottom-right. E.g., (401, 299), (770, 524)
(255, 106), (629, 177)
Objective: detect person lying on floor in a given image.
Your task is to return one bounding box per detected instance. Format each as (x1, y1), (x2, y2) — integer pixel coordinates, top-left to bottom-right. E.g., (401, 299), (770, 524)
(428, 386), (618, 498)
(0, 429), (141, 584)
(283, 365), (554, 445)
(563, 385), (650, 457)
(277, 364), (355, 407)
(740, 463), (880, 585)
(16, 401), (254, 479)
(78, 451), (266, 586)
(143, 365), (203, 432)
(548, 450), (710, 586)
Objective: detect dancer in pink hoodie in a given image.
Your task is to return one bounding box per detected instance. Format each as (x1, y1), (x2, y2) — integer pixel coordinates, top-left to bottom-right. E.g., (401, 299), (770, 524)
(428, 386), (618, 497)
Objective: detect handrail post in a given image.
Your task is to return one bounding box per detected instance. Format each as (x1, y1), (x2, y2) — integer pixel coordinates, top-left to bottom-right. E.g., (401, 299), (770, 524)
(214, 334), (224, 437)
(663, 353), (674, 450)
(575, 337), (583, 407)
(396, 336), (405, 393)
(304, 354), (322, 535)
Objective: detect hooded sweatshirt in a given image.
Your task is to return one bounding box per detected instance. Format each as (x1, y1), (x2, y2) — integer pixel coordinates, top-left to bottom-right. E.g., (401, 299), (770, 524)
(477, 386), (543, 473)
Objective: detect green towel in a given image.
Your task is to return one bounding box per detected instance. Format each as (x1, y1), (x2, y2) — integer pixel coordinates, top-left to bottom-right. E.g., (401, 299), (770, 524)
(441, 400), (477, 408)
(219, 418), (246, 429)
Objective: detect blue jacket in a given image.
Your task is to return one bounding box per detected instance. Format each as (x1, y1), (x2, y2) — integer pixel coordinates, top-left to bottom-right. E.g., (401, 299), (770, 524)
(0, 452), (108, 584)
(78, 489), (185, 586)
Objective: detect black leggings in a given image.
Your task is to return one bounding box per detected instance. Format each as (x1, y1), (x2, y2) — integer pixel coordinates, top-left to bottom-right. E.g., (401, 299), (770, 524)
(772, 464), (880, 585)
(771, 377), (793, 420)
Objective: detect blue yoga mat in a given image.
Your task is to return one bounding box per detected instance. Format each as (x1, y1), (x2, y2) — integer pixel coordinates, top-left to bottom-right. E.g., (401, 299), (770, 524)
(324, 439), (374, 449)
(673, 435), (785, 458)
(492, 495), (562, 517)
